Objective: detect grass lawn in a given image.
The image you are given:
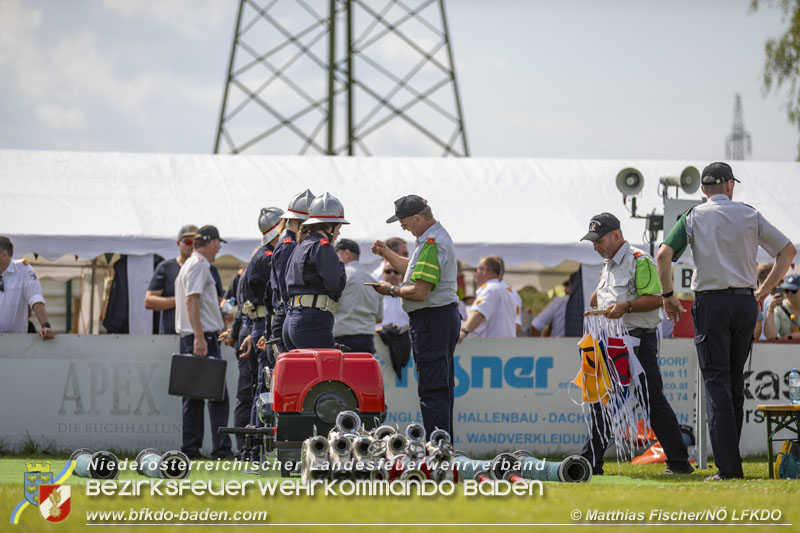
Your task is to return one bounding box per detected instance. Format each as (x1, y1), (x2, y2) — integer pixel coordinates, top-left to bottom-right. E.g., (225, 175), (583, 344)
(1, 457), (798, 532)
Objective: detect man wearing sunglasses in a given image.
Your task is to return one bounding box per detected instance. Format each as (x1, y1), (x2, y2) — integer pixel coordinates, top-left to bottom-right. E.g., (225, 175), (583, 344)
(658, 162), (796, 480)
(146, 225), (224, 335)
(767, 273), (800, 340)
(0, 236), (54, 339)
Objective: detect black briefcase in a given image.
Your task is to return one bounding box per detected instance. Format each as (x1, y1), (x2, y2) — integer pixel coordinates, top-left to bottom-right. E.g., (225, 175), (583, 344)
(168, 354), (227, 401)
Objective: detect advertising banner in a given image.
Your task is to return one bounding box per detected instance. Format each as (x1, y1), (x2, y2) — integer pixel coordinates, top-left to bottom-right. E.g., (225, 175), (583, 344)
(0, 334), (794, 457)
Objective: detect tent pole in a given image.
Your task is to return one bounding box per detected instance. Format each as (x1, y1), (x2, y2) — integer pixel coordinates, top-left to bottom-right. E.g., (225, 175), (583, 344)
(65, 280), (72, 333)
(89, 258), (97, 334)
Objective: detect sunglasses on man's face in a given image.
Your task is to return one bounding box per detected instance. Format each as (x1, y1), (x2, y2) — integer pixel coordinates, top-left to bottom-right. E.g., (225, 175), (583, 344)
(786, 288), (799, 295)
(384, 269), (400, 275)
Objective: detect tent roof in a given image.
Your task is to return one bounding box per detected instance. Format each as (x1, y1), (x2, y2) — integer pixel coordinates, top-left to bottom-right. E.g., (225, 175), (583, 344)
(3, 149), (798, 268)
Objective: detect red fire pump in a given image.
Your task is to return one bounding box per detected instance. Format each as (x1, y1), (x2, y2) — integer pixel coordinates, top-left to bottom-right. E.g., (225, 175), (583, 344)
(221, 349), (386, 476)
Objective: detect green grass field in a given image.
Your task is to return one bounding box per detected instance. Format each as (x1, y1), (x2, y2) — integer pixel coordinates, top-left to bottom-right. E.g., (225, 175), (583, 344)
(2, 457), (798, 532)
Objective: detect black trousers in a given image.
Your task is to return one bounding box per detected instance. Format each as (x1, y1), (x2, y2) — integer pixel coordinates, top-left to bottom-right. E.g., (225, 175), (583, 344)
(250, 316), (274, 427)
(334, 334), (376, 354)
(580, 330), (689, 473)
(271, 309), (288, 354)
(233, 319), (257, 455)
(408, 303), (460, 439)
(692, 292), (757, 477)
(178, 333), (232, 459)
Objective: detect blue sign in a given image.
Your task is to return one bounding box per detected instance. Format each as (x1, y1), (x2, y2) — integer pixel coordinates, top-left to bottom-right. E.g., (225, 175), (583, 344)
(395, 355), (554, 398)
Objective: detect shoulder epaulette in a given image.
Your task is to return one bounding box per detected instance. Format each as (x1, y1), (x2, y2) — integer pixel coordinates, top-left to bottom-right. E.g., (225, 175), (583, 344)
(237, 267), (245, 275)
(320, 238), (329, 246)
(426, 237), (436, 244)
(265, 250), (273, 256)
(22, 259), (29, 265)
(632, 251), (643, 259)
(283, 237), (293, 244)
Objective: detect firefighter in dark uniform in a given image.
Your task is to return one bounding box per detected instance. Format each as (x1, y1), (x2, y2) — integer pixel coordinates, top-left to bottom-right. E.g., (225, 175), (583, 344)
(371, 195), (460, 439)
(267, 189), (316, 354)
(284, 193), (348, 350)
(241, 207), (284, 427)
(657, 162), (795, 480)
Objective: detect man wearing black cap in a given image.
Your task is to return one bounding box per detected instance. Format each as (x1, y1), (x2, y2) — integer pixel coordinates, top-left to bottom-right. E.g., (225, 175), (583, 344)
(333, 238), (383, 354)
(581, 212), (692, 476)
(174, 225), (233, 459)
(146, 225), (224, 335)
(658, 162), (795, 480)
(371, 195), (460, 439)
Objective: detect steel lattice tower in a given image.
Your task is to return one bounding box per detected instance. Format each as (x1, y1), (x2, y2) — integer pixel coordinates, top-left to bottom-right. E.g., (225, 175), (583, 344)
(725, 93), (751, 160)
(214, 0), (469, 156)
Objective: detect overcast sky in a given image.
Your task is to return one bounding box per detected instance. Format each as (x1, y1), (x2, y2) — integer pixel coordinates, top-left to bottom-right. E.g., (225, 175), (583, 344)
(0, 0), (795, 161)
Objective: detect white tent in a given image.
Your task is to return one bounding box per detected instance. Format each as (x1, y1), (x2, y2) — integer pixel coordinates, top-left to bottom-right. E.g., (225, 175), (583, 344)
(4, 149), (799, 268)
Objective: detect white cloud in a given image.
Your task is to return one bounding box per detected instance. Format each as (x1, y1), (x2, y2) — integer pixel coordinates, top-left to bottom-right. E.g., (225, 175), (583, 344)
(0, 0), (222, 150)
(100, 0), (228, 38)
(36, 104), (86, 129)
(0, 0), (41, 60)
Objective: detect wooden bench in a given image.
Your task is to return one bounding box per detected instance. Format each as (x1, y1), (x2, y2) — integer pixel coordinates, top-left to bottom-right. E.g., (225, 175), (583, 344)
(755, 404), (800, 479)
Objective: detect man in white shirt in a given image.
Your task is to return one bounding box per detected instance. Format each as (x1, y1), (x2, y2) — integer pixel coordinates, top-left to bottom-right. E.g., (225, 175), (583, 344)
(377, 260), (410, 331)
(376, 260), (411, 379)
(459, 256), (517, 340)
(0, 236), (54, 339)
(174, 225), (232, 460)
(333, 239), (383, 354)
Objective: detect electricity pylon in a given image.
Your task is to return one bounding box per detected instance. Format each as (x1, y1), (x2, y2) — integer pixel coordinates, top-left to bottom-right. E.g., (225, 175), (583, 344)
(214, 0), (469, 157)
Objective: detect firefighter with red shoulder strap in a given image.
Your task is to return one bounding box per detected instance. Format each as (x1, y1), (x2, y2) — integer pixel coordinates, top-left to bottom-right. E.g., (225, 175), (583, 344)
(268, 189), (316, 354)
(284, 192), (348, 350)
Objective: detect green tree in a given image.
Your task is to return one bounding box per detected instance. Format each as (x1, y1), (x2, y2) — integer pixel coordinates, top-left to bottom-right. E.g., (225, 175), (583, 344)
(752, 0), (800, 157)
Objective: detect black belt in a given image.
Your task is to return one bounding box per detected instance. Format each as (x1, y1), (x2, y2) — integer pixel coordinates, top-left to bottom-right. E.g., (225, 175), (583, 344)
(180, 331), (219, 337)
(408, 302), (458, 316)
(628, 327), (657, 337)
(696, 288), (754, 296)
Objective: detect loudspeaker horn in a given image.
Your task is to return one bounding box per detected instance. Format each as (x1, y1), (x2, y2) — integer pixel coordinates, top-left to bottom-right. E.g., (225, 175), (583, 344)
(616, 167), (644, 196)
(679, 165), (700, 195)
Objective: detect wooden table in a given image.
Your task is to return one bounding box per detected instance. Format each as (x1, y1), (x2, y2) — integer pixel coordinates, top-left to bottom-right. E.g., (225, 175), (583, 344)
(755, 404), (800, 479)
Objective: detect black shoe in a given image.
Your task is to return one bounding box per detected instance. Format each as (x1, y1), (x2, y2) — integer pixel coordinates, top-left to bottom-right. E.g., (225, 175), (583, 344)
(705, 471), (743, 481)
(662, 463), (694, 475)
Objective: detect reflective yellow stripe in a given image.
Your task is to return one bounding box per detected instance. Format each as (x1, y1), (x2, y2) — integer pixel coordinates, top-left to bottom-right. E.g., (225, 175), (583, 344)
(414, 271), (438, 281)
(416, 261), (440, 271)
